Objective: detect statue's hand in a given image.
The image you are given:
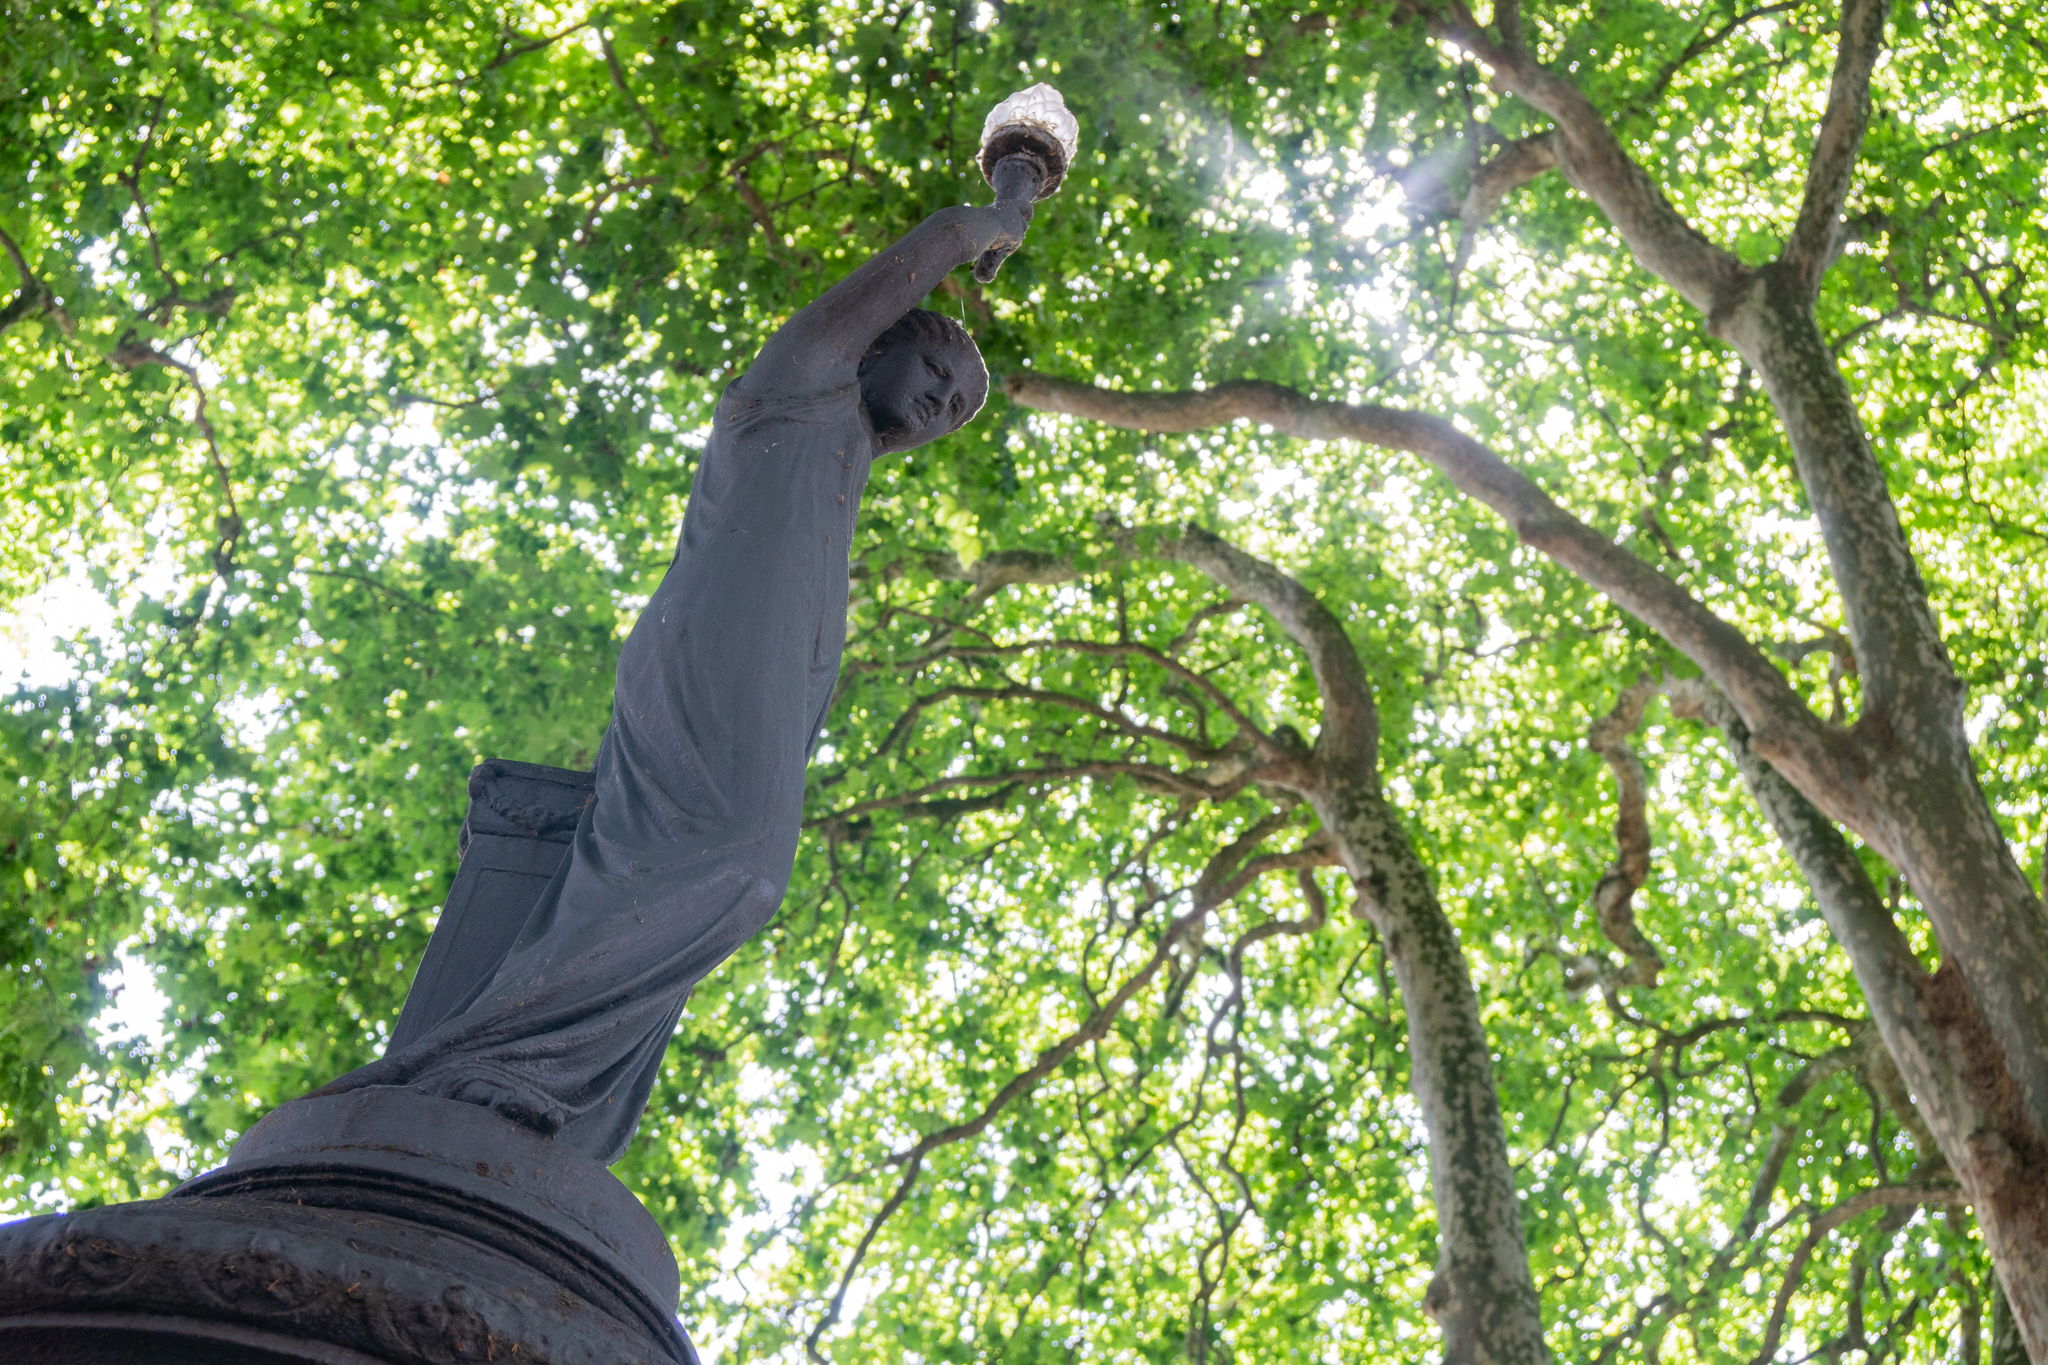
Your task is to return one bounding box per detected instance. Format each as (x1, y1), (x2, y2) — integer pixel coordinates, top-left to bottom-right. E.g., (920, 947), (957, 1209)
(972, 197), (1035, 284)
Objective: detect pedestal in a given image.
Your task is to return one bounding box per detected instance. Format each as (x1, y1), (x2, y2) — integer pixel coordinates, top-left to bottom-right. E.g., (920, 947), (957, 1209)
(0, 1087), (697, 1363)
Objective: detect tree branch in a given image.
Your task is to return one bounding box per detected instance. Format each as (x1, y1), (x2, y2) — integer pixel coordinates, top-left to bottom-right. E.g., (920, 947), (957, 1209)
(1006, 373), (1871, 840)
(1664, 679), (1985, 1157)
(1420, 6), (1752, 312)
(1197, 831), (1338, 914)
(1490, 0), (1523, 50)
(415, 19), (595, 90)
(811, 758), (1247, 826)
(1584, 675), (1666, 989)
(872, 682), (1229, 765)
(1224, 867), (1332, 981)
(0, 223), (71, 337)
(108, 333), (242, 577)
(809, 819), (1320, 1358)
(1396, 129), (1562, 285)
(1635, 2), (1801, 110)
(1780, 0), (1887, 294)
(1642, 1036), (1877, 1346)
(1713, 271), (2048, 1137)
(1145, 511), (1546, 1354)
(1748, 1183), (1969, 1365)
(597, 25), (672, 160)
(1136, 524), (1380, 776)
(1459, 130), (1558, 228)
(1395, 128), (1557, 225)
(733, 164), (786, 249)
(923, 546), (1081, 606)
(862, 634), (1281, 761)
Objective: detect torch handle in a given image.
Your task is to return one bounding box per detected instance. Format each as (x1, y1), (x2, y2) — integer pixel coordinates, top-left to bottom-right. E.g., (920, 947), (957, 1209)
(973, 151), (1048, 284)
(972, 238), (1021, 285)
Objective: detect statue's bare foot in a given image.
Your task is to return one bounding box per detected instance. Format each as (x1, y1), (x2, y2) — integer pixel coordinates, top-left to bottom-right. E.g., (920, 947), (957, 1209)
(419, 1065), (569, 1135)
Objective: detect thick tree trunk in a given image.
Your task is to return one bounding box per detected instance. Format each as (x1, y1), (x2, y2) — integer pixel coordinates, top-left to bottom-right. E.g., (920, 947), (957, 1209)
(1997, 1281), (2035, 1365)
(1320, 777), (1549, 1365)
(1011, 370), (2048, 1358)
(1717, 274), (2048, 1145)
(1391, 3), (2048, 1350)
(1695, 693), (2048, 1358)
(1714, 275), (2048, 1361)
(1965, 1109), (2048, 1365)
(1157, 528), (1550, 1364)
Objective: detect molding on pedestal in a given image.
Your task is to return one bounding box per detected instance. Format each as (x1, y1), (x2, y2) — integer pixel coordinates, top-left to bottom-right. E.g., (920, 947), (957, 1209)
(0, 1088), (697, 1364)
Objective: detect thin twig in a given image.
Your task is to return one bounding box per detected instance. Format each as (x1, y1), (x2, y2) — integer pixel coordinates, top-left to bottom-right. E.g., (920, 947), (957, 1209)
(597, 25), (671, 158)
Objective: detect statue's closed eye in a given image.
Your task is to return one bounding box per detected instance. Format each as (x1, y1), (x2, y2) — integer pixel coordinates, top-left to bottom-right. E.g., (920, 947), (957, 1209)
(923, 356), (951, 383)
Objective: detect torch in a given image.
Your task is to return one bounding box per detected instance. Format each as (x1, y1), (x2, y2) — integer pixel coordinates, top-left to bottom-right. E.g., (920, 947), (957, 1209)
(973, 83), (1079, 283)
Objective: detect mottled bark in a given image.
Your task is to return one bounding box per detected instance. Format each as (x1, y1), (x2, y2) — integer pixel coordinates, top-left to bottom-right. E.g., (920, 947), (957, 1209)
(1779, 0), (1888, 294)
(1011, 3), (2048, 1351)
(1325, 779), (1547, 1364)
(1672, 683), (2048, 1352)
(1156, 527), (1549, 1365)
(1431, 12), (2048, 1345)
(1015, 1), (2048, 1348)
(1716, 275), (2048, 1155)
(1007, 363), (2048, 1363)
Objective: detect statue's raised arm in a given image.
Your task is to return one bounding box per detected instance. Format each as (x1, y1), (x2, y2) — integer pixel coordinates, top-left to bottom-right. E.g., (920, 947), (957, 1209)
(743, 203), (1017, 397)
(746, 83), (1078, 447)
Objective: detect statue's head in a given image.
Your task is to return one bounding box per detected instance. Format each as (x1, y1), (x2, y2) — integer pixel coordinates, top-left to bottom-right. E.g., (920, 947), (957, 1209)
(858, 309), (989, 453)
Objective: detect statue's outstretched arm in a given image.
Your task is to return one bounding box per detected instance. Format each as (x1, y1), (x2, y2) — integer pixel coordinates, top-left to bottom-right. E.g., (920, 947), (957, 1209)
(745, 87), (1078, 394)
(745, 187), (1034, 393)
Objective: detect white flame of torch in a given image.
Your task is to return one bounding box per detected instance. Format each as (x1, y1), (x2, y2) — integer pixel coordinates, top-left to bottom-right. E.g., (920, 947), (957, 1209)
(979, 83), (1079, 168)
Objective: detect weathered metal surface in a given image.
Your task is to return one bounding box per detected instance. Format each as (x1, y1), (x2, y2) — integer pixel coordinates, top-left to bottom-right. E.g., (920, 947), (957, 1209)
(0, 1088), (694, 1363)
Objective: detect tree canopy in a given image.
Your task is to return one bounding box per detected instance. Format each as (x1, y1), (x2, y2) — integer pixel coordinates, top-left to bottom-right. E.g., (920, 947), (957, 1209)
(4, 2), (2046, 1362)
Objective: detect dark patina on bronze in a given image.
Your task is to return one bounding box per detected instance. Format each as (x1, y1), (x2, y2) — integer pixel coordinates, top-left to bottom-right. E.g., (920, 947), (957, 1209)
(0, 85), (1074, 1363)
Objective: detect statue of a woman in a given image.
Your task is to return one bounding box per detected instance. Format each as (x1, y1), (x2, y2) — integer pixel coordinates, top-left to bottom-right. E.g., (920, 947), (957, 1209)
(317, 145), (1060, 1164)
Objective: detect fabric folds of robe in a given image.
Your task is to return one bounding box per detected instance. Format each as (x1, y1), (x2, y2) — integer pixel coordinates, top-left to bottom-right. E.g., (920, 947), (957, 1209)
(318, 377), (870, 1164)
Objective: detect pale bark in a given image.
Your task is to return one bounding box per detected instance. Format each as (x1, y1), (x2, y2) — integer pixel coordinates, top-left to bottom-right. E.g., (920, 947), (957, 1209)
(1779, 0), (1888, 294)
(1732, 1), (2048, 1180)
(1715, 276), (2048, 1159)
(920, 528), (1549, 1359)
(1440, 0), (2048, 1240)
(1422, 10), (1748, 315)
(1672, 682), (2048, 1350)
(1020, 0), (2048, 1347)
(1012, 3), (2048, 1351)
(1006, 362), (2048, 1361)
(1007, 373), (1870, 833)
(1154, 526), (1549, 1365)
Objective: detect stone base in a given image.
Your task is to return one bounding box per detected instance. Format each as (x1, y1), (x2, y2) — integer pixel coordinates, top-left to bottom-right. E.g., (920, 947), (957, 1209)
(0, 1088), (697, 1364)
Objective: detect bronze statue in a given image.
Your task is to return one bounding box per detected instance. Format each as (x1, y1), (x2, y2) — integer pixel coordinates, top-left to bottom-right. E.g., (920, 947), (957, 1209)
(316, 86), (1079, 1165)
(0, 87), (1080, 1365)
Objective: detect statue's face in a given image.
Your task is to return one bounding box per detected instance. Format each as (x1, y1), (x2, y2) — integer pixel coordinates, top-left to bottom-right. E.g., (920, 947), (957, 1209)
(859, 328), (987, 453)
